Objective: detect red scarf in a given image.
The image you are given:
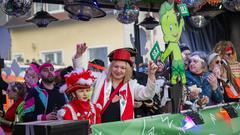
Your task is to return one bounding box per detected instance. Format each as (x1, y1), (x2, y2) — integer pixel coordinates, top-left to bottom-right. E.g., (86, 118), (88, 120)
(121, 83), (134, 120)
(71, 100), (90, 113)
(2, 97), (23, 132)
(71, 99), (91, 120)
(96, 81), (134, 122)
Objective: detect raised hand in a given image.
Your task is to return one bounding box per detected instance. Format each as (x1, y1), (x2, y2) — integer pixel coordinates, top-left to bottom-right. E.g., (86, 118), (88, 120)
(207, 73), (218, 91)
(148, 61), (158, 81)
(75, 43), (87, 58)
(212, 65), (221, 79)
(148, 61), (158, 75)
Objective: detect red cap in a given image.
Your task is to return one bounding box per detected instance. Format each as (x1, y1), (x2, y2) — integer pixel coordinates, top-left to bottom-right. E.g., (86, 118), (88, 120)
(39, 63), (54, 72)
(109, 49), (133, 65)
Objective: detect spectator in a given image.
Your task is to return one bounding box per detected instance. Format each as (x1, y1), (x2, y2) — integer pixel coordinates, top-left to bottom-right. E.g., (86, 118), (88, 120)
(0, 82), (26, 133)
(23, 63), (67, 122)
(214, 41), (240, 78)
(186, 51), (223, 106)
(208, 52), (240, 102)
(24, 62), (40, 88)
(180, 44), (191, 70)
(88, 59), (105, 73)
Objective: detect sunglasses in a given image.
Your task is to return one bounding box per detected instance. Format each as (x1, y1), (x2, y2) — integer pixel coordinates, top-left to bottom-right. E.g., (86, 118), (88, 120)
(226, 53), (233, 57)
(215, 60), (222, 65)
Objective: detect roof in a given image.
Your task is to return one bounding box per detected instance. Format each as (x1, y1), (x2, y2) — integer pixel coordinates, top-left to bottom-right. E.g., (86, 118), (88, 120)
(33, 0), (163, 12)
(4, 12), (70, 28)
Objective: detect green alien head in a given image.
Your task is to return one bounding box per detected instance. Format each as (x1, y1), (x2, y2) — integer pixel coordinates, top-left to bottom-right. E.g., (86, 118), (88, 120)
(159, 2), (184, 43)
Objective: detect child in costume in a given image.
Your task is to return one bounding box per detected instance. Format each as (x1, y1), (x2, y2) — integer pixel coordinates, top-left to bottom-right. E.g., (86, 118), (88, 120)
(57, 68), (101, 124)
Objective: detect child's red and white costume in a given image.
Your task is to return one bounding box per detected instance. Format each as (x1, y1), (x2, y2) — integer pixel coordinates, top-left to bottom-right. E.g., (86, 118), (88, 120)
(57, 69), (101, 124)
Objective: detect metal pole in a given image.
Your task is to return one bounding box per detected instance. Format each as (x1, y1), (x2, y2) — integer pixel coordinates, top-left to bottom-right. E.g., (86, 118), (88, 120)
(134, 19), (143, 71)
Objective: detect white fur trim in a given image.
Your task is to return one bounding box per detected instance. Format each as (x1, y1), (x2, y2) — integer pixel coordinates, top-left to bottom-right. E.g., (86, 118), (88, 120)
(77, 78), (93, 86)
(64, 68), (84, 78)
(59, 84), (68, 93)
(65, 104), (78, 120)
(57, 109), (66, 120)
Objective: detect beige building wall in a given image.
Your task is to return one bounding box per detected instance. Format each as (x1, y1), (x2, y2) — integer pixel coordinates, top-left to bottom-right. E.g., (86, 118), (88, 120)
(10, 14), (125, 67)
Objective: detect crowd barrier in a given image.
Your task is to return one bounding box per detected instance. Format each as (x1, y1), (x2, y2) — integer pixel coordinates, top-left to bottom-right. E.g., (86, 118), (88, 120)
(12, 120), (88, 135)
(92, 103), (240, 135)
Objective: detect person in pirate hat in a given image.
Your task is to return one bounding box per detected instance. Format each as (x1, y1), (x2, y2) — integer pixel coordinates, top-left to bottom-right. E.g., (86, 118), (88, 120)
(108, 47), (137, 61)
(57, 69), (101, 124)
(72, 43), (158, 123)
(88, 59), (105, 72)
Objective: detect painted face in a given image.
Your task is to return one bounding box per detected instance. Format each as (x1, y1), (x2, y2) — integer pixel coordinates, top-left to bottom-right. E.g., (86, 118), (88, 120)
(74, 88), (91, 101)
(189, 56), (204, 74)
(6, 85), (18, 100)
(111, 61), (127, 81)
(24, 67), (39, 86)
(40, 66), (55, 83)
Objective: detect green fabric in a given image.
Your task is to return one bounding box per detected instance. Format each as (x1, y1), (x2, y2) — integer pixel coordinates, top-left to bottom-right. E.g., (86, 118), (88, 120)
(16, 101), (24, 122)
(92, 103), (240, 135)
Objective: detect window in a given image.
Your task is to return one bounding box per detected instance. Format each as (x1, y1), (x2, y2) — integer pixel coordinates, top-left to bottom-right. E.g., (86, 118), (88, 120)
(34, 3), (64, 13)
(0, 11), (8, 25)
(47, 4), (64, 13)
(13, 54), (24, 63)
(88, 47), (108, 67)
(41, 51), (63, 65)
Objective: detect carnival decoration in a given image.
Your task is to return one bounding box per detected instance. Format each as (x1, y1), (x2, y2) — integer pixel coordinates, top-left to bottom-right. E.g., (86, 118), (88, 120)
(159, 1), (186, 84)
(138, 13), (159, 30)
(189, 15), (209, 28)
(223, 0), (240, 12)
(206, 0), (221, 5)
(1, 0), (32, 17)
(26, 10), (58, 27)
(182, 0), (206, 7)
(64, 0), (106, 21)
(116, 0), (139, 24)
